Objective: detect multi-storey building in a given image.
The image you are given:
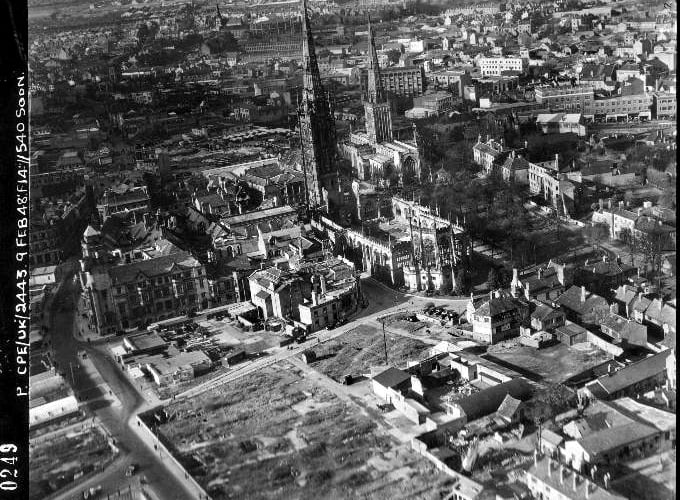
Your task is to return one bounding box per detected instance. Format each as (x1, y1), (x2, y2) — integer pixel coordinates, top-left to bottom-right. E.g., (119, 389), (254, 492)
(361, 66), (425, 98)
(466, 292), (531, 344)
(477, 57), (524, 77)
(248, 257), (361, 332)
(412, 91), (455, 115)
(30, 219), (62, 268)
(534, 85), (594, 112)
(653, 92), (677, 119)
(96, 186), (151, 223)
(81, 251), (210, 335)
(340, 21), (421, 187)
(584, 94), (653, 119)
(472, 136), (513, 173)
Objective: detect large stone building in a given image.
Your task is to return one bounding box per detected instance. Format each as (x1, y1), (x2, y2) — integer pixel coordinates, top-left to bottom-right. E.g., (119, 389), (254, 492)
(339, 20), (422, 188)
(317, 197), (470, 293)
(296, 0), (341, 210)
(80, 251), (212, 335)
(534, 85), (595, 112)
(248, 256), (361, 332)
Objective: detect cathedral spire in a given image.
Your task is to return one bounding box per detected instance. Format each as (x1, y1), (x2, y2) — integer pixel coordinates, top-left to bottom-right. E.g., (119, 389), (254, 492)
(301, 0), (325, 112)
(215, 2), (224, 28)
(363, 14), (392, 145)
(297, 0), (337, 212)
(366, 15), (385, 104)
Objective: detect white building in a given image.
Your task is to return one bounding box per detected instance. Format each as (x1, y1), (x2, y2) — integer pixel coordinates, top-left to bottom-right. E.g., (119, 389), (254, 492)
(477, 57), (524, 76)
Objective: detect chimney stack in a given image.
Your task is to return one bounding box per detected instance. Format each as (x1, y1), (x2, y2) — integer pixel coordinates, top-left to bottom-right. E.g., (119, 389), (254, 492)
(320, 275), (327, 295)
(547, 458), (552, 477)
(555, 153), (559, 169)
(537, 268), (543, 280)
(581, 286), (587, 303)
(533, 449), (539, 467)
(573, 471), (578, 491)
(608, 198), (612, 210)
(560, 465), (566, 484)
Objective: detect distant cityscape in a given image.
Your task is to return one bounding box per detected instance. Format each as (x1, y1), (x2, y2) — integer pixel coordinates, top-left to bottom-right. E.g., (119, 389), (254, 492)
(27, 0), (675, 498)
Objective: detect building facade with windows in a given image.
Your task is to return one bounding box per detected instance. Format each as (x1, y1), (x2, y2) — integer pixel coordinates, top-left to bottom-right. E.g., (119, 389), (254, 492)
(81, 251), (210, 335)
(477, 57), (524, 76)
(534, 85), (595, 112)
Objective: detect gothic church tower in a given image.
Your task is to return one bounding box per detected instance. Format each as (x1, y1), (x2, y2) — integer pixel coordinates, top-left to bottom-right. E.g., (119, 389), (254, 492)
(298, 0), (338, 210)
(363, 17), (393, 145)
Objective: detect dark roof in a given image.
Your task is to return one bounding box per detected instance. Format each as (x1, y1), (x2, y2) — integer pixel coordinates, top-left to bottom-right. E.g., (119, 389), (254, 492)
(108, 251), (201, 284)
(373, 367), (411, 389)
(531, 303), (564, 322)
(475, 296), (523, 317)
(454, 378), (533, 421)
(555, 285), (608, 317)
(579, 260), (635, 278)
(600, 314), (647, 346)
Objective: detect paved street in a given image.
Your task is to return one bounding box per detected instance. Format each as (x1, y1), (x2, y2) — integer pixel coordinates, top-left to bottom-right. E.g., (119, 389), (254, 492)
(46, 275), (202, 500)
(178, 277), (471, 399)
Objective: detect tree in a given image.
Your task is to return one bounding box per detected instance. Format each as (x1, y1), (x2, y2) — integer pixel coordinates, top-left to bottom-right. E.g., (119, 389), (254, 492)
(487, 268), (502, 290)
(585, 222), (610, 251)
(454, 268), (468, 295)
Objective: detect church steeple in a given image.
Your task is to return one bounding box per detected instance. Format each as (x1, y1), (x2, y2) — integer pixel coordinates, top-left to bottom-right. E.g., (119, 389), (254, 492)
(301, 0), (326, 112)
(215, 2), (224, 28)
(297, 0), (338, 211)
(363, 16), (393, 145)
(366, 16), (386, 104)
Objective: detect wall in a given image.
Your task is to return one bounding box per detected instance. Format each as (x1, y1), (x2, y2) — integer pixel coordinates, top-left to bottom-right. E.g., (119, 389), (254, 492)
(586, 331), (624, 357)
(136, 414), (211, 500)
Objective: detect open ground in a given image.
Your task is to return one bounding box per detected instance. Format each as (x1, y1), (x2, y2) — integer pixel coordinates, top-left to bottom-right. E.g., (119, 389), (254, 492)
(156, 360), (454, 500)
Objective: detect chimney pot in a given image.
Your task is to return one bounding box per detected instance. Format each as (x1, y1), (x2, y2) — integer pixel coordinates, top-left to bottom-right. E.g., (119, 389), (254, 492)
(581, 286), (587, 302)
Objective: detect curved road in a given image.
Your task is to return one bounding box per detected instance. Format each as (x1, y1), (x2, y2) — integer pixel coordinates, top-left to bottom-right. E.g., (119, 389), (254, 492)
(47, 276), (200, 500)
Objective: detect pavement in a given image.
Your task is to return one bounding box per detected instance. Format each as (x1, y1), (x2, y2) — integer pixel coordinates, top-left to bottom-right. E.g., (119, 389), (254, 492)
(44, 274), (204, 500)
(177, 277), (471, 400)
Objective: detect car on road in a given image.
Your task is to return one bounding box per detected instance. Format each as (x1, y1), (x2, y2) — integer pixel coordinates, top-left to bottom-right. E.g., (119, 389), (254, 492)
(325, 323), (336, 330)
(125, 464), (138, 477)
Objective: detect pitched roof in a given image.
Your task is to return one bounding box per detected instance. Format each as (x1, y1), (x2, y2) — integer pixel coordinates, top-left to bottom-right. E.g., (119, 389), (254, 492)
(531, 304), (563, 322)
(84, 225), (101, 237)
(108, 251), (201, 284)
(644, 299), (676, 329)
(600, 313), (647, 346)
(527, 456), (626, 500)
(587, 351), (671, 396)
(496, 394), (523, 421)
(555, 285), (608, 317)
(454, 378), (533, 421)
(613, 284), (638, 305)
(577, 421), (658, 456)
(475, 296), (523, 317)
(372, 367), (411, 389)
